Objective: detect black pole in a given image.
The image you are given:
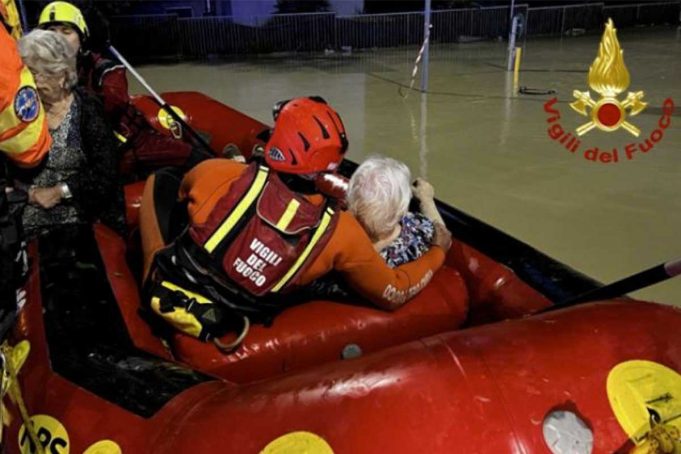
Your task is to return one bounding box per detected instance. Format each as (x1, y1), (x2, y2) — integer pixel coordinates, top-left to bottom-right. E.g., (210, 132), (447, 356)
(545, 258), (681, 312)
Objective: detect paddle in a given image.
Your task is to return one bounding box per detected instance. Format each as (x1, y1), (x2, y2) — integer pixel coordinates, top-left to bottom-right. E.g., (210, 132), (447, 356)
(545, 258), (681, 312)
(108, 45), (216, 160)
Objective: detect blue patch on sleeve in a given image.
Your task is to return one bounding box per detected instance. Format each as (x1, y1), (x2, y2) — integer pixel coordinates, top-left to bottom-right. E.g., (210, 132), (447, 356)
(13, 86), (40, 123)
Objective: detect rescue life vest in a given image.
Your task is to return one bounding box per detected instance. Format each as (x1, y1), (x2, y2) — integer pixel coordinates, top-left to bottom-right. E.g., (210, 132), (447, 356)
(187, 162), (339, 297)
(146, 163), (339, 347)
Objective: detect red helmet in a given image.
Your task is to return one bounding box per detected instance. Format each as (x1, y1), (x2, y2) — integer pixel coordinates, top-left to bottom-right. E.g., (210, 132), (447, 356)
(264, 96), (348, 175)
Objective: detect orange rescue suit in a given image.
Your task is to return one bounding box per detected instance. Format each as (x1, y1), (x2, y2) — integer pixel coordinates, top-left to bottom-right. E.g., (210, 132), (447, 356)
(0, 25), (51, 167)
(141, 159), (446, 310)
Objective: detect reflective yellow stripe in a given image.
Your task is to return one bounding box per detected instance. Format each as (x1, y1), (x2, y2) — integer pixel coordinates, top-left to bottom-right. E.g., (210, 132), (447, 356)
(0, 67), (38, 132)
(204, 166), (269, 253)
(114, 131), (128, 143)
(275, 199), (300, 231)
(5, 0), (24, 38)
(0, 107), (45, 154)
(271, 208), (334, 293)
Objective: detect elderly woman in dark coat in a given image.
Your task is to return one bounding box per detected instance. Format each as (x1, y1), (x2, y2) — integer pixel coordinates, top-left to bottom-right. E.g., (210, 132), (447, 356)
(15, 29), (124, 237)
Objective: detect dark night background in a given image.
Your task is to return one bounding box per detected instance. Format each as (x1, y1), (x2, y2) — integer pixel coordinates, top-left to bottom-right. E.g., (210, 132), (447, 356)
(21, 0), (647, 19)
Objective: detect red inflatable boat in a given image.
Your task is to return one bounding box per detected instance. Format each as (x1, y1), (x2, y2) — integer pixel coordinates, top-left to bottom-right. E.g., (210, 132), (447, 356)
(2, 92), (680, 454)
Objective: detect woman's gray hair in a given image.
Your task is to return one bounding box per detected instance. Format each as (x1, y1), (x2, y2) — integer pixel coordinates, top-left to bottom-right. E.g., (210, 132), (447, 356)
(18, 29), (78, 89)
(347, 156), (412, 238)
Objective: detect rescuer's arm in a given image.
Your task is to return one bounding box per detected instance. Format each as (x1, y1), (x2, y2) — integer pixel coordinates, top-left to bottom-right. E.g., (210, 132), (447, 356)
(179, 159), (246, 222)
(97, 64), (130, 119)
(331, 212), (450, 310)
(0, 27), (51, 168)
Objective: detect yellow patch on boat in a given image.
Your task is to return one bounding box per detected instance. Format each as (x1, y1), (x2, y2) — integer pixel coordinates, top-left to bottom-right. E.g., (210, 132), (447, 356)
(157, 106), (186, 130)
(18, 414), (69, 454)
(260, 431), (334, 454)
(607, 360), (681, 446)
(83, 439), (122, 454)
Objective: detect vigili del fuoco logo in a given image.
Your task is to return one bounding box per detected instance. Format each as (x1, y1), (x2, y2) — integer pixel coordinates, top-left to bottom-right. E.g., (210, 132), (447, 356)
(543, 19), (674, 164)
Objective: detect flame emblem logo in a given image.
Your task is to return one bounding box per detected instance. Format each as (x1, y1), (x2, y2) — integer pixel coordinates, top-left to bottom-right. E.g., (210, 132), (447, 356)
(570, 19), (647, 136)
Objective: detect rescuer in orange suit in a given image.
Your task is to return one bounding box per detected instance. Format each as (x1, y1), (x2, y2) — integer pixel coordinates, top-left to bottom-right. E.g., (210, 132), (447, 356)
(0, 1), (51, 167)
(1, 1), (51, 314)
(37, 1), (196, 170)
(140, 97), (453, 319)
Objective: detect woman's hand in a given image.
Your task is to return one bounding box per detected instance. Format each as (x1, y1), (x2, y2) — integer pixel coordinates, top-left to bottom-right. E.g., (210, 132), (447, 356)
(412, 178), (435, 201)
(413, 178), (446, 225)
(29, 186), (62, 209)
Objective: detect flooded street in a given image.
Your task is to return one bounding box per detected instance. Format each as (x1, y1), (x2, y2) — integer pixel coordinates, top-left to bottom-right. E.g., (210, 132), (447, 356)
(130, 27), (681, 305)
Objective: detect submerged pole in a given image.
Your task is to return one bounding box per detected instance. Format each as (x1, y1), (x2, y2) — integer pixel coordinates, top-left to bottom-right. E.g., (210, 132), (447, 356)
(509, 0), (516, 30)
(506, 0), (517, 71)
(420, 0), (432, 92)
(419, 92), (428, 178)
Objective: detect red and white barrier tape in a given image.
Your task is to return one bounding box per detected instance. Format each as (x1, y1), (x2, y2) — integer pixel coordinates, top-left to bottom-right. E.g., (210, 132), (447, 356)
(400, 25), (431, 98)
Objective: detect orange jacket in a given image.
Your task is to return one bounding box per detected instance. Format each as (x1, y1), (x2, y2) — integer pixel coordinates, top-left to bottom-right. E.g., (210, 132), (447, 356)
(173, 159), (446, 310)
(0, 26), (51, 167)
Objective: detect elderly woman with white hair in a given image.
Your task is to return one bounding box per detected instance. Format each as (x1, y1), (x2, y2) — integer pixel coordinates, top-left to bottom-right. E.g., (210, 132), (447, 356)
(13, 29), (124, 236)
(347, 156), (446, 267)
(304, 156), (449, 302)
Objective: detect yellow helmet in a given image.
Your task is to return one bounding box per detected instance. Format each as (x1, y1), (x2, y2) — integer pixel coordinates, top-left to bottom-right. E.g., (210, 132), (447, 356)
(38, 1), (88, 39)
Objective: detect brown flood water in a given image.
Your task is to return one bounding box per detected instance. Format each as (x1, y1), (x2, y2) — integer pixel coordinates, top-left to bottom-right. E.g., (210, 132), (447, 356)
(130, 27), (681, 306)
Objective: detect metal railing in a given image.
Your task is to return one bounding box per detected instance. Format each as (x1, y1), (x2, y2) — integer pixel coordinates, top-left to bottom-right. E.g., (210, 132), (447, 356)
(431, 5), (519, 42)
(108, 1), (681, 61)
(603, 1), (681, 28)
(109, 14), (181, 59)
(525, 3), (604, 37)
(177, 12), (336, 56)
(336, 12), (424, 49)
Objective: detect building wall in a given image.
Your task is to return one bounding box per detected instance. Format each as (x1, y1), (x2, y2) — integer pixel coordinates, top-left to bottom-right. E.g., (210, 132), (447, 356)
(330, 0), (364, 15)
(230, 0), (276, 24)
(230, 0), (364, 25)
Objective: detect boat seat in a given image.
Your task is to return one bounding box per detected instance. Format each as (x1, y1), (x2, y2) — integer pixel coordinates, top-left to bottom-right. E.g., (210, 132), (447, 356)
(447, 242), (552, 324)
(171, 266), (469, 383)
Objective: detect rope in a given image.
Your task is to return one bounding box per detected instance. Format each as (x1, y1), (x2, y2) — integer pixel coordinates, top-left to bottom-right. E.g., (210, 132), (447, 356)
(1, 342), (44, 454)
(518, 86), (557, 96)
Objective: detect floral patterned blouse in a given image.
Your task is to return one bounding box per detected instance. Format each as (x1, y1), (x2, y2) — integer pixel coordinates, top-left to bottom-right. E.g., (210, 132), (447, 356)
(303, 212), (435, 301)
(379, 212), (435, 268)
(21, 98), (87, 237)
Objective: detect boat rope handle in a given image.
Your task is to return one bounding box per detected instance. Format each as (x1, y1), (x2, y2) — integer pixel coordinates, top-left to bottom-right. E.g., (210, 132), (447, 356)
(628, 418), (680, 454)
(213, 316), (250, 354)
